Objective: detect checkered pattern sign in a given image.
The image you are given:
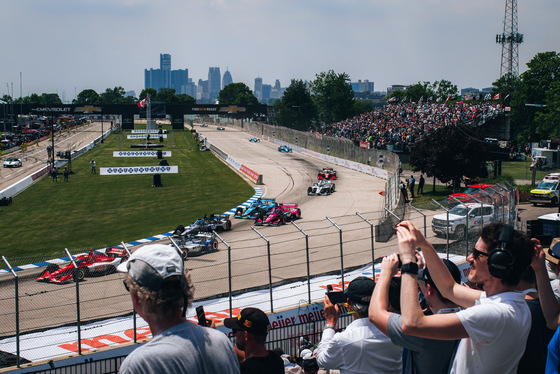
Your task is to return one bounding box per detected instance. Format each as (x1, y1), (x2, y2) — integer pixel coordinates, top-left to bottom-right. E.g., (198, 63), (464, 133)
(100, 166), (178, 175)
(113, 151), (172, 157)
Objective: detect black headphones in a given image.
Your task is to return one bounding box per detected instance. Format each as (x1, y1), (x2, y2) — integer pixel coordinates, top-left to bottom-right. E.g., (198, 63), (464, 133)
(488, 224), (516, 279)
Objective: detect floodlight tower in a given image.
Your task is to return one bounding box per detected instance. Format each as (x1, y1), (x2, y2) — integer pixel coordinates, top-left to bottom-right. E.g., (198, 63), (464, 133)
(496, 0), (524, 77)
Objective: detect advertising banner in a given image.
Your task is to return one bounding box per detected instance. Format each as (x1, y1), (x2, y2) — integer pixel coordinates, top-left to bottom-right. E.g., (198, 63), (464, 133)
(359, 141), (370, 149)
(100, 166), (178, 175)
(127, 134), (167, 139)
(112, 151), (172, 157)
(131, 130), (167, 134)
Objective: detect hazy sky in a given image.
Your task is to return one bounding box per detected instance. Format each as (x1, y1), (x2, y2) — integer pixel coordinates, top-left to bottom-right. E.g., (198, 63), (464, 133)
(2, 0), (559, 102)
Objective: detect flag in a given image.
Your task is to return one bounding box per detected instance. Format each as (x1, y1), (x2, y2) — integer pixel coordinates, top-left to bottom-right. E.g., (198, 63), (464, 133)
(445, 95), (450, 103)
(464, 94), (473, 101)
(138, 97), (148, 108)
(401, 96), (407, 103)
(475, 94), (480, 100)
(388, 96), (396, 103)
(493, 93), (501, 100)
(418, 96), (423, 104)
(484, 93), (492, 100)
(503, 94), (510, 101)
(428, 96), (433, 102)
(436, 96), (441, 102)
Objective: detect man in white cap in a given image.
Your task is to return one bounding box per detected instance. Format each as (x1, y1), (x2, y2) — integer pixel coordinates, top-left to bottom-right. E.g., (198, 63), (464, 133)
(117, 244), (239, 374)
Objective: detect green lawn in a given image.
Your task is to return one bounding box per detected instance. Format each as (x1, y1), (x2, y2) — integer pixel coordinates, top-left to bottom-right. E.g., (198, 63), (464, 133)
(0, 127), (254, 262)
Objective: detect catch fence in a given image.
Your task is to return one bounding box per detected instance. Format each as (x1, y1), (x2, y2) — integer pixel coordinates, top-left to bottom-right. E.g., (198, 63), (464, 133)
(0, 184), (519, 369)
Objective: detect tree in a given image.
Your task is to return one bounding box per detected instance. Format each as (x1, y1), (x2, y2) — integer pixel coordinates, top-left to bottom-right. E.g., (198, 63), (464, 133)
(405, 82), (431, 103)
(74, 89), (100, 105)
(218, 83), (258, 106)
(310, 70), (354, 124)
(139, 88), (157, 101)
(274, 79), (317, 131)
(99, 86), (126, 105)
(353, 99), (374, 115)
(429, 79), (458, 99)
(410, 124), (489, 191)
(157, 88), (178, 103)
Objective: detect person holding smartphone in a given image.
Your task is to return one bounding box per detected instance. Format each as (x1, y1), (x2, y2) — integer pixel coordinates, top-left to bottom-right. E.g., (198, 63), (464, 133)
(315, 276), (403, 374)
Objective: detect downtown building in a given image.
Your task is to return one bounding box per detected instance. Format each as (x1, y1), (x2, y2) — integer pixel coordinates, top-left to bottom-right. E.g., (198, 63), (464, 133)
(144, 53), (196, 98)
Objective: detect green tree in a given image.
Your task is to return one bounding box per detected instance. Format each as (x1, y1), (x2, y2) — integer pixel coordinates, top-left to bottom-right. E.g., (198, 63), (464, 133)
(405, 82), (431, 103)
(139, 88), (157, 102)
(429, 79), (458, 99)
(410, 124), (489, 191)
(41, 93), (63, 105)
(73, 89), (100, 105)
(99, 86), (126, 104)
(218, 83), (258, 106)
(274, 79), (317, 131)
(157, 88), (178, 103)
(310, 70), (355, 124)
(176, 94), (196, 104)
(353, 99), (374, 115)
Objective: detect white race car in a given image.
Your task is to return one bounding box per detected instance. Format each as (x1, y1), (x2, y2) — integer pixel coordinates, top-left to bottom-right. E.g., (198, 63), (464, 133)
(3, 157), (22, 168)
(307, 180), (336, 195)
(172, 232), (219, 258)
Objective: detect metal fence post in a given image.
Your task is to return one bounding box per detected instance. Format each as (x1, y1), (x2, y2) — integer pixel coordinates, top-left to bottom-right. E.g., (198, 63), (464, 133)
(408, 204), (427, 237)
(432, 199), (450, 259)
(291, 222), (311, 303)
(490, 185), (508, 223)
(212, 231), (233, 317)
(355, 212), (375, 279)
(65, 248), (82, 355)
(120, 242), (137, 343)
(251, 227), (274, 312)
(326, 217), (345, 290)
(3, 256), (20, 367)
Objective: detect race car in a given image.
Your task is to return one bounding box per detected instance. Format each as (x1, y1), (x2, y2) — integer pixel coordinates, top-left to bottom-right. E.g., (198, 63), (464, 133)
(308, 180), (336, 195)
(200, 124), (208, 127)
(174, 214), (232, 235)
(36, 247), (128, 284)
(3, 157), (22, 168)
(249, 137), (260, 143)
(318, 167), (337, 180)
(172, 232), (218, 259)
(255, 203), (301, 226)
(235, 198), (276, 219)
(217, 127), (225, 131)
(278, 145), (292, 153)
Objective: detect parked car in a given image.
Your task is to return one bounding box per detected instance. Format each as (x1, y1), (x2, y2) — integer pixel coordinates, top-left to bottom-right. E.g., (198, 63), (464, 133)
(529, 173), (560, 206)
(3, 157), (22, 168)
(432, 203), (496, 238)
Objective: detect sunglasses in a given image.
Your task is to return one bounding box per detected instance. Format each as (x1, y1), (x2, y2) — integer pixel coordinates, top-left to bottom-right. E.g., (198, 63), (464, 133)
(472, 247), (489, 260)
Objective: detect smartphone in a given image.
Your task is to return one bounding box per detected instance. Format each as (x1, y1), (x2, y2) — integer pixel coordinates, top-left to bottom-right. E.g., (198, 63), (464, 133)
(326, 284), (333, 292)
(196, 305), (207, 327)
(327, 291), (346, 305)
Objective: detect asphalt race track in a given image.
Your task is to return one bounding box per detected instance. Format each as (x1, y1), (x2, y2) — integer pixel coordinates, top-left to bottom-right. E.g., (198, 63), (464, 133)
(0, 122), (394, 335)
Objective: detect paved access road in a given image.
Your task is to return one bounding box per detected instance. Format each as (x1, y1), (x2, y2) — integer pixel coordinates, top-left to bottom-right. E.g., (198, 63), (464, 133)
(0, 122), (105, 192)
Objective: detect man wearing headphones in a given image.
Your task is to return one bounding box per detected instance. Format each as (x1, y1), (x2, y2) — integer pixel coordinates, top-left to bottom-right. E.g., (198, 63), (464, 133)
(394, 221), (534, 373)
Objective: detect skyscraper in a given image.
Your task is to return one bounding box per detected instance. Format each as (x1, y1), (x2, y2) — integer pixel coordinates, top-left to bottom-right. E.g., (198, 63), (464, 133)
(160, 54), (171, 71)
(222, 69), (233, 89)
(208, 67), (221, 103)
(254, 77), (263, 101)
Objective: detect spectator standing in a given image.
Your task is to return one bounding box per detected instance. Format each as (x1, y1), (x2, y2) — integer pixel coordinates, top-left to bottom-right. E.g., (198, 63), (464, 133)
(51, 168), (58, 182)
(63, 167), (69, 182)
(394, 221), (533, 374)
(117, 244), (239, 374)
(417, 174), (425, 195)
(90, 159), (96, 174)
(224, 307), (284, 374)
(545, 238), (560, 303)
(399, 181), (409, 204)
(409, 176), (415, 198)
(315, 276), (403, 374)
(369, 254), (462, 374)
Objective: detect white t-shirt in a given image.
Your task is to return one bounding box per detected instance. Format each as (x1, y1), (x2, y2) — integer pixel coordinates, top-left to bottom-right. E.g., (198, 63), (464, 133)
(450, 291), (531, 374)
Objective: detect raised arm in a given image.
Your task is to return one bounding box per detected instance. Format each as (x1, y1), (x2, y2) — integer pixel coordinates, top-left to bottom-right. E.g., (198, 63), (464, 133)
(532, 239), (560, 329)
(369, 253), (399, 335)
(398, 221), (481, 308)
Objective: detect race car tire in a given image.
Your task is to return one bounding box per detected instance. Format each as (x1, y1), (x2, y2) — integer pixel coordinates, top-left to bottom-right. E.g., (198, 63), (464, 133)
(73, 268), (87, 282)
(182, 249), (189, 260)
(173, 225), (185, 236)
(295, 209), (301, 219)
(308, 187), (313, 195)
(552, 197), (558, 206)
(235, 207), (243, 217)
(332, 184), (336, 191)
(226, 220), (232, 231)
(281, 215), (287, 225)
(211, 239), (218, 251)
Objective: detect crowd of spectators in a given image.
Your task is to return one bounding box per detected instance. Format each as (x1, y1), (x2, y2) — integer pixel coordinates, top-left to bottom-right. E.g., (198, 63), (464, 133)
(316, 102), (505, 151)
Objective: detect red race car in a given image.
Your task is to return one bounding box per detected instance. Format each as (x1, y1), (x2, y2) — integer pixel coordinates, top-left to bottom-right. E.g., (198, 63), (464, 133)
(36, 247), (129, 284)
(318, 168), (337, 180)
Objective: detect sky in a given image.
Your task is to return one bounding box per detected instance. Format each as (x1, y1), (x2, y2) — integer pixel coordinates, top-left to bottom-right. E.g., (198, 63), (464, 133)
(1, 0), (559, 103)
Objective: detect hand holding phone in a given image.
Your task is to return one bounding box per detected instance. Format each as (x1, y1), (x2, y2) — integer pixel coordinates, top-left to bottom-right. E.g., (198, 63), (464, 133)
(196, 306), (207, 327)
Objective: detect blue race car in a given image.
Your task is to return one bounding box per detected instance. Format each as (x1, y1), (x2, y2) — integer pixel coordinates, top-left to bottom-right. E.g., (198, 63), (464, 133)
(249, 137), (260, 143)
(278, 145), (292, 153)
(234, 198), (276, 219)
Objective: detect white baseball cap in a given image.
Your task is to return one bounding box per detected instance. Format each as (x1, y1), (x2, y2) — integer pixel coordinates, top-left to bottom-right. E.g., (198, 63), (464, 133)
(117, 244), (184, 292)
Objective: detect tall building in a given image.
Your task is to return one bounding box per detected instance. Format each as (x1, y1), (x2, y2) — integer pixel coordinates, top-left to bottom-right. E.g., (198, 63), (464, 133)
(351, 80), (374, 93)
(208, 67), (221, 103)
(222, 69), (233, 89)
(171, 69), (189, 94)
(254, 77), (263, 101)
(160, 54), (171, 71)
(144, 68), (169, 92)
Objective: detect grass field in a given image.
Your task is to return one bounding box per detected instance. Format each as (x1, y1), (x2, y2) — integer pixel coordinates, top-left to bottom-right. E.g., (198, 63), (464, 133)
(0, 127), (254, 261)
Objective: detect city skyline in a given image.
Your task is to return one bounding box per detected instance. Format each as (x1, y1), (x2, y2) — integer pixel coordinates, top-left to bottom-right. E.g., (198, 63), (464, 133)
(1, 1), (559, 102)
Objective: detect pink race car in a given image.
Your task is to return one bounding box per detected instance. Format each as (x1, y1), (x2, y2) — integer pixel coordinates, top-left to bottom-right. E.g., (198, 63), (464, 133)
(36, 247), (129, 284)
(255, 203), (301, 226)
